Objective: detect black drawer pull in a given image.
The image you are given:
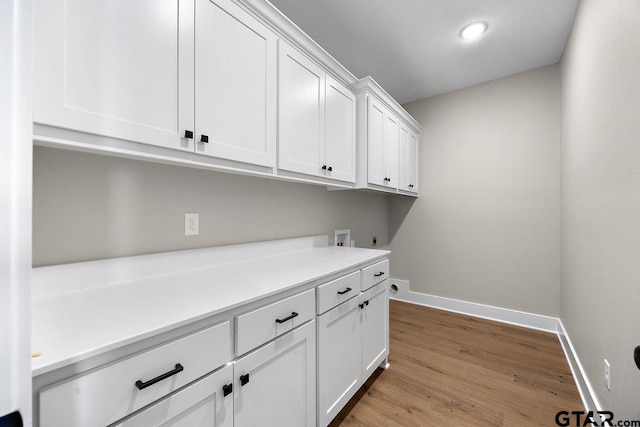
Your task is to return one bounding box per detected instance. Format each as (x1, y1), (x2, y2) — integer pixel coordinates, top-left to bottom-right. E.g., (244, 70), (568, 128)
(200, 134), (209, 143)
(365, 300), (370, 306)
(275, 312), (299, 323)
(374, 272), (385, 277)
(223, 383), (233, 396)
(135, 363), (183, 390)
(240, 374), (250, 386)
(327, 166), (333, 172)
(359, 303), (365, 309)
(322, 165), (327, 170)
(337, 287), (352, 295)
(184, 130), (194, 139)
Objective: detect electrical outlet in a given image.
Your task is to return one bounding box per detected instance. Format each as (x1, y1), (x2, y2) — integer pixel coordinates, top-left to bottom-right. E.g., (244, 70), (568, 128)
(372, 236), (377, 247)
(604, 359), (611, 390)
(184, 213), (199, 236)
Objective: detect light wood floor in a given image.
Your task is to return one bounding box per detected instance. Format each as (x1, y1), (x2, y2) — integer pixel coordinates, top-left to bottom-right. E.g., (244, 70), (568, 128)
(330, 300), (583, 427)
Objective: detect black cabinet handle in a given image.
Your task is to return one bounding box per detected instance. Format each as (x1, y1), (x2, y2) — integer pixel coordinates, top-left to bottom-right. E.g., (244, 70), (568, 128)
(337, 287), (352, 295)
(365, 300), (370, 306)
(321, 165), (327, 170)
(200, 134), (209, 143)
(0, 411), (23, 427)
(223, 383), (233, 397)
(359, 303), (365, 309)
(184, 130), (194, 139)
(374, 272), (385, 277)
(275, 312), (299, 324)
(135, 363), (183, 390)
(240, 374), (250, 386)
(409, 184), (414, 188)
(327, 166), (333, 172)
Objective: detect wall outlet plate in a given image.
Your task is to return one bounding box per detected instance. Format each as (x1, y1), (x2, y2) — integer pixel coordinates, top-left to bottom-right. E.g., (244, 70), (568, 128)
(185, 213), (199, 236)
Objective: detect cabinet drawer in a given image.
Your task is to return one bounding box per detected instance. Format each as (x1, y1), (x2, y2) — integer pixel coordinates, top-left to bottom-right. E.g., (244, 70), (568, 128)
(316, 271), (360, 315)
(236, 289), (315, 356)
(361, 259), (389, 291)
(114, 364), (233, 427)
(40, 322), (232, 427)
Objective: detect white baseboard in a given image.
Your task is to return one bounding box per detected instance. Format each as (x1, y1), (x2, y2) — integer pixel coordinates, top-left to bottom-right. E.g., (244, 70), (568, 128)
(388, 279), (558, 333)
(388, 278), (598, 411)
(556, 319), (601, 412)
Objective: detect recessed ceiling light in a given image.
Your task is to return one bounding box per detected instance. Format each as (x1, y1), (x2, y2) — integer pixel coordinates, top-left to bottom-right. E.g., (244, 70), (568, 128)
(460, 21), (488, 40)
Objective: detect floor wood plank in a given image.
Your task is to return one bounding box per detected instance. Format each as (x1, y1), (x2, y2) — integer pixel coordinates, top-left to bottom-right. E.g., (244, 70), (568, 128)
(330, 300), (583, 426)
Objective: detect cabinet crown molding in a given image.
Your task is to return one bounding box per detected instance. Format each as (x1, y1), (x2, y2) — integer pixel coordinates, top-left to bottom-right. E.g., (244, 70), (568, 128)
(353, 76), (422, 133)
(238, 0), (357, 88)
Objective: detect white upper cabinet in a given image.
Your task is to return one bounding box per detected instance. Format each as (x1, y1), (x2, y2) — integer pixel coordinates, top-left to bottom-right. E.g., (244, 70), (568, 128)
(278, 41), (356, 183)
(277, 41), (326, 177)
(366, 96), (400, 189)
(383, 112), (400, 188)
(399, 124), (419, 194)
(195, 0), (276, 167)
(33, 0), (195, 152)
(366, 97), (386, 186)
(32, 0), (413, 192)
(355, 77), (422, 196)
(399, 124), (410, 190)
(324, 76), (356, 183)
(408, 131), (419, 193)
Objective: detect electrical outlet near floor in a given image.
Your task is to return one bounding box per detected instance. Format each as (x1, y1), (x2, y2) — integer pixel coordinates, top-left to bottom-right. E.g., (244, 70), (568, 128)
(604, 359), (611, 390)
(184, 213), (199, 236)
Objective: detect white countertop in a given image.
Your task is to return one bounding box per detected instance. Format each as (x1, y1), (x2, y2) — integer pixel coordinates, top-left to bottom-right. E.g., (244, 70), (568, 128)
(31, 236), (389, 376)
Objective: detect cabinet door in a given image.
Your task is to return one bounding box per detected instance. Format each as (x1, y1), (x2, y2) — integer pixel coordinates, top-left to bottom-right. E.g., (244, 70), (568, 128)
(114, 364), (233, 427)
(324, 76), (356, 183)
(278, 42), (326, 177)
(361, 282), (389, 381)
(384, 113), (400, 188)
(367, 97), (386, 186)
(234, 321), (316, 427)
(398, 124), (410, 191)
(317, 297), (362, 427)
(408, 132), (419, 193)
(195, 0), (276, 167)
(33, 0), (194, 151)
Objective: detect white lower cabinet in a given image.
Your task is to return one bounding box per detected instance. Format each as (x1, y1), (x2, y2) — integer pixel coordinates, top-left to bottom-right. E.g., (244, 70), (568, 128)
(361, 282), (390, 380)
(115, 364), (234, 427)
(316, 274), (389, 427)
(35, 259), (388, 427)
(234, 320), (316, 427)
(317, 296), (362, 427)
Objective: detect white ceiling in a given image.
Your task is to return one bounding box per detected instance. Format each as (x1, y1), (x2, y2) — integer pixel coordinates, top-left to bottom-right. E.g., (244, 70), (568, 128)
(268, 0), (579, 104)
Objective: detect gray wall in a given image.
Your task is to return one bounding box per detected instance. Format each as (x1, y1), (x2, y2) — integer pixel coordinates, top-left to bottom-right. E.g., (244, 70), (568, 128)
(561, 0), (640, 417)
(33, 146), (389, 266)
(390, 65), (561, 317)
